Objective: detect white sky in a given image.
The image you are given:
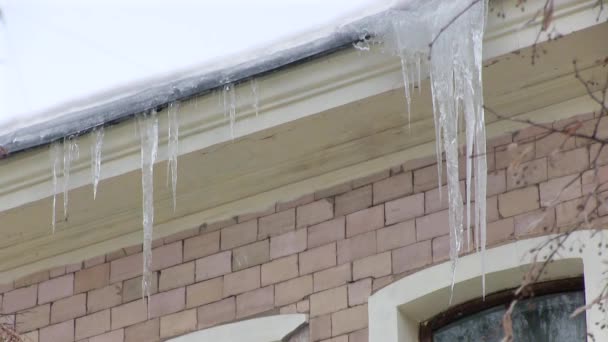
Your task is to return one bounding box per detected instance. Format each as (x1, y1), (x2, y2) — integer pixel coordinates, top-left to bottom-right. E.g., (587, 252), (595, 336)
(0, 0), (390, 131)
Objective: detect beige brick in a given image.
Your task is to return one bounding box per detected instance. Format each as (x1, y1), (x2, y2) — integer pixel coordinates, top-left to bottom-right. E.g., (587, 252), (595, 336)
(310, 315), (332, 341)
(15, 271), (49, 289)
(487, 218), (515, 245)
(89, 329), (124, 342)
(353, 252), (391, 280)
(183, 231), (220, 262)
(237, 206), (275, 223)
(233, 240), (270, 271)
(159, 262), (195, 292)
(75, 263), (109, 295)
(297, 199), (334, 228)
(2, 285), (37, 313)
(149, 287), (185, 319)
(536, 132), (576, 157)
(40, 319), (74, 342)
(392, 240), (432, 274)
(124, 319), (159, 342)
(84, 255), (106, 269)
(515, 208), (556, 237)
(416, 210), (449, 241)
(308, 217), (345, 249)
(332, 304), (368, 336)
(403, 155), (437, 172)
(385, 193), (424, 225)
(425, 185), (455, 214)
(496, 142), (534, 169)
(164, 227), (200, 245)
(335, 186), (372, 217)
(432, 235), (450, 263)
(297, 299), (309, 313)
(346, 206), (384, 238)
(540, 174), (582, 206)
(377, 220), (416, 252)
(111, 300), (147, 330)
(49, 266), (66, 278)
(348, 279), (371, 307)
(277, 194), (315, 212)
(186, 277), (223, 308)
(488, 196), (499, 222)
(498, 186), (539, 217)
(75, 309), (110, 340)
(352, 171), (390, 188)
(224, 266), (260, 297)
(124, 245), (142, 255)
(414, 164), (446, 193)
(259, 209), (296, 239)
(203, 217), (237, 233)
(275, 275), (313, 306)
(236, 285), (274, 318)
(373, 172), (413, 204)
(322, 336), (348, 342)
(122, 273), (158, 303)
(337, 231), (376, 264)
(281, 303), (298, 314)
(16, 304), (50, 333)
(160, 309), (197, 339)
(349, 329), (368, 342)
(270, 229), (307, 259)
(556, 197), (591, 226)
(261, 255), (299, 286)
(548, 147), (589, 178)
(20, 331), (39, 342)
(51, 293), (86, 323)
(87, 283), (122, 314)
(38, 274), (73, 304)
(106, 249), (126, 263)
(195, 251), (231, 282)
(300, 243), (336, 275)
(507, 158), (547, 190)
(151, 242), (182, 271)
(0, 282), (14, 295)
(313, 264), (351, 292)
(315, 182), (352, 200)
(197, 297), (235, 330)
(221, 220), (258, 250)
(487, 169), (508, 196)
(310, 286), (347, 317)
(110, 254), (142, 284)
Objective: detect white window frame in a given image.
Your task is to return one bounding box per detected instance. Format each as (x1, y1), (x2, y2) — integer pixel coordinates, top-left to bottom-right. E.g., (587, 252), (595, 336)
(368, 231), (608, 342)
(167, 314), (307, 342)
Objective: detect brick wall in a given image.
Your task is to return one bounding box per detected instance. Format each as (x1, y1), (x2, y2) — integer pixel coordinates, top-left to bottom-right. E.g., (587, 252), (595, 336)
(0, 112), (603, 342)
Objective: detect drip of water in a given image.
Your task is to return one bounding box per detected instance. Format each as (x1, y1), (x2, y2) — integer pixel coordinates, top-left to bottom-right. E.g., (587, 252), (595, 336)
(251, 79), (259, 117)
(167, 102), (179, 212)
(50, 141), (62, 233)
(223, 84), (237, 138)
(91, 127), (104, 200)
(63, 136), (79, 222)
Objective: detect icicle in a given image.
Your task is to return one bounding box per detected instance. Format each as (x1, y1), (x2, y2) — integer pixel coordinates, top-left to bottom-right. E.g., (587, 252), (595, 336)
(62, 136), (79, 222)
(91, 127), (104, 200)
(167, 101), (179, 212)
(50, 141), (62, 233)
(138, 111), (158, 310)
(251, 79), (259, 117)
(222, 84), (237, 138)
(398, 53), (412, 132)
(416, 54), (422, 95)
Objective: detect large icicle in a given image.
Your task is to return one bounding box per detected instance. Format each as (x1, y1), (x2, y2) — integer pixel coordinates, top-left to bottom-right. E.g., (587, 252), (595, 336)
(91, 127), (104, 200)
(50, 141), (62, 233)
(138, 111), (159, 307)
(63, 136), (79, 222)
(167, 101), (179, 212)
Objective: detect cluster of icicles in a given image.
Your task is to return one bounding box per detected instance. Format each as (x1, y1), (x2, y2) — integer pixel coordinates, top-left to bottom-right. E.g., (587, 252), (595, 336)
(48, 0), (488, 305)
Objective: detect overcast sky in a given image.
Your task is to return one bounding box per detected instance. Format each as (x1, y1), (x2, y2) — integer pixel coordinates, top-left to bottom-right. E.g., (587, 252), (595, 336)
(0, 0), (391, 131)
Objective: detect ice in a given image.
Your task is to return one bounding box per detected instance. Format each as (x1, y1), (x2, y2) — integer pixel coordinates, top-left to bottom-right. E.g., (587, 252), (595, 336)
(137, 111), (158, 307)
(223, 84), (237, 138)
(62, 136), (79, 222)
(167, 102), (179, 212)
(49, 141), (62, 233)
(251, 79), (259, 117)
(91, 126), (104, 200)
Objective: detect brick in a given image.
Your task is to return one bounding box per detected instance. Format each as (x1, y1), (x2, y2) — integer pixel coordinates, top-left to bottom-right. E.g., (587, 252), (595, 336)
(300, 243), (336, 275)
(487, 218), (515, 245)
(84, 255), (106, 269)
(315, 182), (352, 199)
(337, 231), (376, 264)
(432, 235), (450, 263)
(322, 336), (348, 342)
(270, 229), (307, 259)
(348, 279), (372, 306)
(149, 287), (185, 319)
(392, 240), (432, 274)
(183, 231), (220, 262)
(416, 210), (449, 241)
(259, 209), (296, 239)
(353, 252), (391, 280)
(548, 147), (589, 178)
(203, 217), (237, 233)
(151, 242), (182, 271)
(221, 220), (258, 250)
(556, 197), (593, 226)
(377, 220), (416, 252)
(2, 285), (37, 313)
(487, 169), (508, 196)
(159, 262), (195, 292)
(125, 319), (159, 342)
(110, 254), (142, 284)
(515, 208), (556, 237)
(197, 297), (235, 330)
(308, 217), (345, 249)
(496, 142), (534, 169)
(195, 251), (231, 282)
(75, 309), (110, 340)
(349, 329), (369, 342)
(403, 155), (438, 172)
(414, 164), (446, 193)
(335, 186), (372, 217)
(16, 304), (50, 333)
(297, 199), (334, 228)
(488, 196), (499, 222)
(346, 206), (384, 238)
(87, 283), (122, 314)
(310, 315), (332, 341)
(20, 331), (39, 342)
(164, 227), (200, 244)
(68, 263), (85, 273)
(540, 174), (582, 206)
(373, 172), (413, 204)
(51, 293), (86, 323)
(89, 329), (124, 342)
(50, 266), (67, 278)
(15, 271), (49, 289)
(75, 263), (109, 294)
(313, 264), (351, 292)
(352, 170), (390, 188)
(38, 274), (73, 304)
(507, 158), (547, 190)
(331, 305), (368, 336)
(160, 309), (197, 339)
(536, 132), (576, 157)
(111, 300), (147, 330)
(122, 272), (158, 303)
(106, 250), (126, 263)
(297, 299), (309, 313)
(224, 266), (260, 297)
(277, 194), (315, 212)
(233, 240), (270, 271)
(186, 277), (223, 308)
(40, 319), (74, 342)
(281, 303), (297, 314)
(310, 286), (347, 317)
(0, 282), (14, 295)
(385, 193), (424, 225)
(275, 275), (313, 306)
(261, 255), (299, 286)
(498, 186), (539, 217)
(236, 285), (274, 318)
(237, 206), (275, 223)
(124, 245), (142, 255)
